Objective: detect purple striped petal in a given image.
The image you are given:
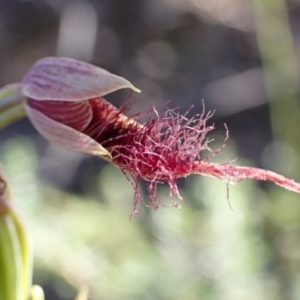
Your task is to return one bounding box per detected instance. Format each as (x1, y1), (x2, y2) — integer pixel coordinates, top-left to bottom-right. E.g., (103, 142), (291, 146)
(24, 104), (112, 158)
(22, 57), (141, 101)
(27, 99), (92, 132)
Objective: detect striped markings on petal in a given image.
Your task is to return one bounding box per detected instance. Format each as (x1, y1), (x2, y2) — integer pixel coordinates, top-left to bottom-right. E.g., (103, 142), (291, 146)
(24, 104), (112, 159)
(22, 57), (141, 101)
(27, 99), (93, 132)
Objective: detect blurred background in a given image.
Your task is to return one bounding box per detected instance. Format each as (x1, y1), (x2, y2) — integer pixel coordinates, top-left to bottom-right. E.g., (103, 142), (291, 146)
(1, 0), (300, 299)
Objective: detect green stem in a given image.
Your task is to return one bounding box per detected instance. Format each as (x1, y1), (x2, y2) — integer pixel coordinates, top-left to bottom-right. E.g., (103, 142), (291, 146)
(0, 84), (23, 109)
(0, 214), (22, 300)
(0, 176), (32, 300)
(9, 208), (32, 300)
(0, 104), (26, 129)
(0, 84), (26, 130)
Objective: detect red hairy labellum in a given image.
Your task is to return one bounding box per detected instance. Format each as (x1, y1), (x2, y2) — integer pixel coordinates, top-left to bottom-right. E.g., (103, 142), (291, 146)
(27, 96), (300, 214)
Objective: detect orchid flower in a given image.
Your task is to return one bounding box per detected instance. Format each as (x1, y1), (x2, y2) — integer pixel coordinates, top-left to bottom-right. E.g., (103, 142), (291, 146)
(1, 57), (300, 213)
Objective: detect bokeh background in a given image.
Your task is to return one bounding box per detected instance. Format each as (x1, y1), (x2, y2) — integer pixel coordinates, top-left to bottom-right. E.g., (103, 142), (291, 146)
(1, 0), (300, 299)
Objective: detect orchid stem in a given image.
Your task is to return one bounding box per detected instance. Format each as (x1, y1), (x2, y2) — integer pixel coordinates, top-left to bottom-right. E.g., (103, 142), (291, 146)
(0, 84), (26, 129)
(0, 171), (32, 300)
(0, 104), (26, 129)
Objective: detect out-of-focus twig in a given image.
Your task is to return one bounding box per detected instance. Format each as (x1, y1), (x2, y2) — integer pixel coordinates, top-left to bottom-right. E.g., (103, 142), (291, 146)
(252, 0), (300, 163)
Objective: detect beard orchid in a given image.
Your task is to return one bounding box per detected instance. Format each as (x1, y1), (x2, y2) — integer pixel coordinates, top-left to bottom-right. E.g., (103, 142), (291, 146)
(2, 57), (300, 213)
